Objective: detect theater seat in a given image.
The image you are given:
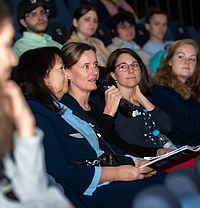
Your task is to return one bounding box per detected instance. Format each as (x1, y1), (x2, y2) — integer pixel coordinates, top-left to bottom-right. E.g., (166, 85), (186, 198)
(169, 21), (190, 40)
(132, 185), (181, 208)
(187, 26), (200, 44)
(47, 19), (68, 44)
(165, 168), (200, 198)
(134, 23), (149, 47)
(95, 21), (112, 46)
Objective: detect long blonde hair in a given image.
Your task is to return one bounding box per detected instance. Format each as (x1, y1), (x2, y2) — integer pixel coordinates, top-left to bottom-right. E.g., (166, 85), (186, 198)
(154, 39), (200, 102)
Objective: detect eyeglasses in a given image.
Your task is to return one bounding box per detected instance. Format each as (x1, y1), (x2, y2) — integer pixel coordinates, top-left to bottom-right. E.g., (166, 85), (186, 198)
(115, 62), (141, 72)
(173, 53), (197, 64)
(25, 9), (49, 19)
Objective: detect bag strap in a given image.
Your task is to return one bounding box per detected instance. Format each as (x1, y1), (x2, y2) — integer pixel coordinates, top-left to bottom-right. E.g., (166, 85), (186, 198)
(72, 109), (118, 155)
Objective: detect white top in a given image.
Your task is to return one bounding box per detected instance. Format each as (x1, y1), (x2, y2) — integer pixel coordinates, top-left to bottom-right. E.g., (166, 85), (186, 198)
(143, 40), (172, 58)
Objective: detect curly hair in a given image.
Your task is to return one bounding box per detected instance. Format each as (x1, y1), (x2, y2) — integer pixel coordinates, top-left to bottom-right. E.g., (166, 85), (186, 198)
(154, 39), (200, 102)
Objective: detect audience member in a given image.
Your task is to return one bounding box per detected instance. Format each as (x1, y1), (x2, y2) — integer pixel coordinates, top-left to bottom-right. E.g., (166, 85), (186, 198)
(101, 0), (138, 21)
(107, 11), (150, 66)
(13, 0), (62, 58)
(103, 47), (175, 151)
(142, 7), (172, 58)
(151, 39), (200, 146)
(14, 44), (167, 208)
(64, 4), (108, 67)
(0, 1), (71, 207)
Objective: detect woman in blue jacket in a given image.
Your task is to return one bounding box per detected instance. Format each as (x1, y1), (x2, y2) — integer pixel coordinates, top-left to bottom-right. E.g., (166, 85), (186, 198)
(13, 46), (165, 208)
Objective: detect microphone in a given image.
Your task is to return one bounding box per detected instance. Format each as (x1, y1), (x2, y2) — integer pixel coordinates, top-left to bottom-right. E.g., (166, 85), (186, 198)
(98, 81), (136, 118)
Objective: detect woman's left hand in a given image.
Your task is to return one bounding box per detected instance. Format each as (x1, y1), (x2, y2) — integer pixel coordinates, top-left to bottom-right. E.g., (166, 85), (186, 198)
(135, 159), (157, 177)
(156, 148), (174, 156)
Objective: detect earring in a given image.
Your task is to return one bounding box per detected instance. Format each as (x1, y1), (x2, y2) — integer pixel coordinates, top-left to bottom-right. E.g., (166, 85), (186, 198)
(115, 80), (118, 83)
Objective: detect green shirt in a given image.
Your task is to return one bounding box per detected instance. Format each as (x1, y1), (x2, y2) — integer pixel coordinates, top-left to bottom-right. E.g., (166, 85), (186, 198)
(13, 32), (62, 58)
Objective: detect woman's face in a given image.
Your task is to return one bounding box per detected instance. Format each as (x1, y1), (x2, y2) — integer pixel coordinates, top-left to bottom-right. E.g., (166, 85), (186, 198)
(67, 50), (99, 93)
(0, 20), (17, 81)
(169, 44), (197, 83)
(111, 53), (141, 89)
(116, 21), (135, 41)
(73, 10), (98, 38)
(44, 55), (68, 100)
(146, 14), (168, 41)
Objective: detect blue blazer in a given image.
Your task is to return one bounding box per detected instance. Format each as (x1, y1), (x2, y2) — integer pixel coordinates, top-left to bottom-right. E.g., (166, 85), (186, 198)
(26, 97), (98, 197)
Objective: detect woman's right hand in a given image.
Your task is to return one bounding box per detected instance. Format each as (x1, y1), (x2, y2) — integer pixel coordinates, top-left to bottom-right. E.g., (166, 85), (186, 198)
(103, 85), (122, 117)
(100, 165), (145, 183)
(3, 81), (35, 137)
(116, 165), (146, 181)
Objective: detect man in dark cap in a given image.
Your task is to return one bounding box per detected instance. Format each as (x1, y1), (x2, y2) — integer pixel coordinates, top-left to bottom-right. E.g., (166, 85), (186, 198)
(13, 0), (62, 58)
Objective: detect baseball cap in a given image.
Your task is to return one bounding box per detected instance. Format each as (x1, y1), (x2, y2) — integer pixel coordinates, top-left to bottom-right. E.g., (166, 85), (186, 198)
(17, 0), (50, 20)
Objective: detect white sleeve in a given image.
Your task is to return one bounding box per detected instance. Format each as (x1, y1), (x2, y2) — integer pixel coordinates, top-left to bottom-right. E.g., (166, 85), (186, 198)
(3, 128), (72, 208)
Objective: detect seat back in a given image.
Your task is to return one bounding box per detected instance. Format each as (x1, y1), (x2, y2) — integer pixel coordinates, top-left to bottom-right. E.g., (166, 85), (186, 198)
(165, 167), (200, 198)
(132, 185), (181, 208)
(47, 19), (68, 44)
(169, 21), (190, 40)
(95, 21), (112, 46)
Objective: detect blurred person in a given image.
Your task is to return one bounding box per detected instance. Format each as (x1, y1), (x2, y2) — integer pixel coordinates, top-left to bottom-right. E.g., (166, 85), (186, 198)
(0, 1), (72, 208)
(13, 0), (62, 58)
(107, 11), (150, 66)
(143, 7), (172, 58)
(101, 0), (138, 21)
(151, 39), (200, 146)
(64, 4), (108, 67)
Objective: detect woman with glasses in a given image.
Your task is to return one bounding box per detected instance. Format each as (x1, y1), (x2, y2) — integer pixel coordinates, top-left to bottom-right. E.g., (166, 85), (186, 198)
(151, 39), (200, 146)
(95, 47), (174, 155)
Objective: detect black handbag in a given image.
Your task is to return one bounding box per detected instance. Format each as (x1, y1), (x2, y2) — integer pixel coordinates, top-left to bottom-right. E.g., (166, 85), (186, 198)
(99, 153), (135, 166)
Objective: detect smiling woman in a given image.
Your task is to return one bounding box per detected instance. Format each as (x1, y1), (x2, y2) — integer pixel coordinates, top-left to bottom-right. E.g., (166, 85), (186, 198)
(151, 39), (200, 146)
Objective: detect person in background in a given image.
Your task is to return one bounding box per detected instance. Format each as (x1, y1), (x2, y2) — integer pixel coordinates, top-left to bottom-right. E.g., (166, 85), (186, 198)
(103, 47), (174, 152)
(13, 0), (62, 58)
(64, 4), (108, 67)
(107, 11), (150, 66)
(101, 0), (138, 21)
(151, 39), (200, 146)
(0, 1), (71, 207)
(142, 7), (172, 59)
